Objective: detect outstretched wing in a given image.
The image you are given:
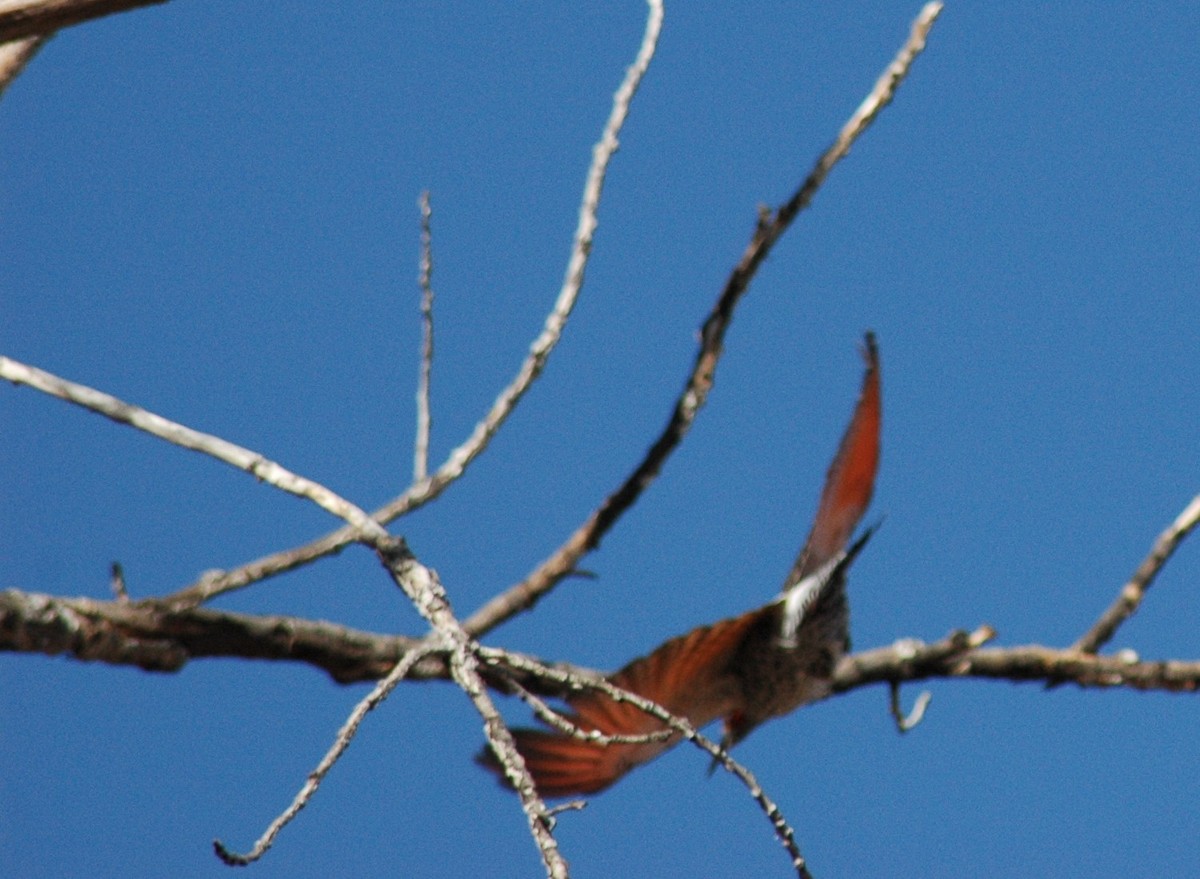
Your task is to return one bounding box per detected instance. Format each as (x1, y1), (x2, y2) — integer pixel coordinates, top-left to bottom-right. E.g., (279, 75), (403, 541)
(481, 334), (882, 797)
(482, 609), (760, 797)
(785, 332), (881, 588)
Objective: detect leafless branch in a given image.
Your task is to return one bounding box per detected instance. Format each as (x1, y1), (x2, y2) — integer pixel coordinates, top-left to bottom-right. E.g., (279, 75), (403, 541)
(0, 356), (567, 872)
(462, 0), (944, 638)
(482, 648), (812, 879)
(1073, 492), (1200, 654)
(109, 562), (128, 603)
(772, 1), (942, 233)
(155, 0), (665, 612)
(0, 0), (166, 42)
(0, 355), (387, 537)
(7, 591), (1199, 696)
(0, 588), (419, 682)
(376, 546), (568, 879)
(502, 674), (674, 746)
(9, 2), (1192, 872)
(888, 681), (932, 733)
(214, 642), (439, 866)
(830, 626), (1200, 694)
(413, 190), (435, 483)
(0, 32), (46, 96)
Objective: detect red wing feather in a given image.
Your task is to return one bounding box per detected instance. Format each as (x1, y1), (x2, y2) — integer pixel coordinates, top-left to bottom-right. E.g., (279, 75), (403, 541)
(489, 610), (761, 797)
(789, 332), (881, 585)
(483, 334), (881, 796)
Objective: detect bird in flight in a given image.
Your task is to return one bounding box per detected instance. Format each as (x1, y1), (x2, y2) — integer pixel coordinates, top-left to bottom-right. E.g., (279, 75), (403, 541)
(482, 333), (881, 797)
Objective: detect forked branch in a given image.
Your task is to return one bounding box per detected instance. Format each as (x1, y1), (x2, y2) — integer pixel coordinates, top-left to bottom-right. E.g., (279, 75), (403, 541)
(462, 1), (945, 637)
(155, 0), (666, 612)
(1073, 492), (1200, 654)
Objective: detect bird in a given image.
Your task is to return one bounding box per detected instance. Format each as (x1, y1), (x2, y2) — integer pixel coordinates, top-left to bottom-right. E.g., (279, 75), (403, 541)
(480, 333), (881, 797)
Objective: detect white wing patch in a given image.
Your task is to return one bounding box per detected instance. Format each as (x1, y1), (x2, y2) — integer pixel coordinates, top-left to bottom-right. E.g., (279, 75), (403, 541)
(776, 553), (843, 647)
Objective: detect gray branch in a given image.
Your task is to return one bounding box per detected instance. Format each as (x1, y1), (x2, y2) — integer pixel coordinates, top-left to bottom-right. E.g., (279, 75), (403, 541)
(5, 590), (1197, 696)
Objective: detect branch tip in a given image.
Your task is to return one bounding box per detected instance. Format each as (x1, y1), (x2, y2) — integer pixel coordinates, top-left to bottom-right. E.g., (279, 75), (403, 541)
(110, 562), (128, 602)
(889, 682), (932, 733)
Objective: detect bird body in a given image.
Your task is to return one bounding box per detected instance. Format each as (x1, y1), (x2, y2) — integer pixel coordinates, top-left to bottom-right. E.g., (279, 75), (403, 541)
(483, 334), (881, 797)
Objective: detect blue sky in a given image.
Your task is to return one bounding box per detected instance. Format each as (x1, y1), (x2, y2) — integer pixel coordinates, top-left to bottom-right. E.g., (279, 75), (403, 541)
(2, 3), (1198, 877)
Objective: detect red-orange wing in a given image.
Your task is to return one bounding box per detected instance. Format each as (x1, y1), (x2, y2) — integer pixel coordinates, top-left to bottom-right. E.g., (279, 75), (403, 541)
(484, 334), (881, 796)
(788, 332), (881, 586)
(492, 609), (761, 797)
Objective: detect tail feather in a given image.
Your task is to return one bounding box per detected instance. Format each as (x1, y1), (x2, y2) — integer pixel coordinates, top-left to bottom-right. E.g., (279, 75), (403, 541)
(504, 730), (629, 797)
(480, 610), (760, 797)
(787, 332), (881, 587)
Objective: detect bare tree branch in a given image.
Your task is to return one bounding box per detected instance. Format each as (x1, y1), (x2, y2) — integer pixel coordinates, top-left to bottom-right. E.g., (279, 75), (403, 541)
(0, 359), (568, 872)
(154, 0), (666, 612)
(462, 0), (945, 638)
(1073, 492), (1200, 654)
(832, 627), (1200, 694)
(7, 590), (1198, 697)
(376, 544), (568, 879)
(0, 356), (384, 535)
(0, 5), (670, 861)
(413, 190), (435, 484)
(0, 32), (46, 96)
(888, 681), (932, 733)
(214, 641), (440, 867)
(0, 0), (165, 42)
(0, 588), (417, 682)
(8, 2), (1193, 873)
(482, 648), (814, 879)
(109, 561), (129, 603)
(502, 674), (674, 746)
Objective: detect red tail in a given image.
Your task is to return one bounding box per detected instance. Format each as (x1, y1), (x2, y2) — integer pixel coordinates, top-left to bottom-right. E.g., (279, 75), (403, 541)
(482, 333), (881, 797)
(787, 332), (880, 586)
(494, 610), (761, 796)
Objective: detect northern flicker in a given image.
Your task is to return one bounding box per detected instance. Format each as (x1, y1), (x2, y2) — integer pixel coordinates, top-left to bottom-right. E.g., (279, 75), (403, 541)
(482, 333), (881, 797)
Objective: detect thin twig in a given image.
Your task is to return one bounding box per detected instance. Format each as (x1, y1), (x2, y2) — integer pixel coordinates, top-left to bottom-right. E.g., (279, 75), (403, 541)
(0, 355), (566, 871)
(154, 0), (666, 611)
(213, 643), (439, 866)
(546, 800), (588, 818)
(0, 356), (386, 539)
(462, 0), (944, 638)
(504, 675), (674, 746)
(482, 648), (812, 879)
(1073, 492), (1200, 654)
(0, 32), (47, 97)
(413, 190), (435, 483)
(109, 562), (128, 603)
(0, 0), (166, 43)
(589, 681), (810, 879)
(888, 681), (932, 733)
(772, 2), (942, 233)
(377, 545), (569, 879)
